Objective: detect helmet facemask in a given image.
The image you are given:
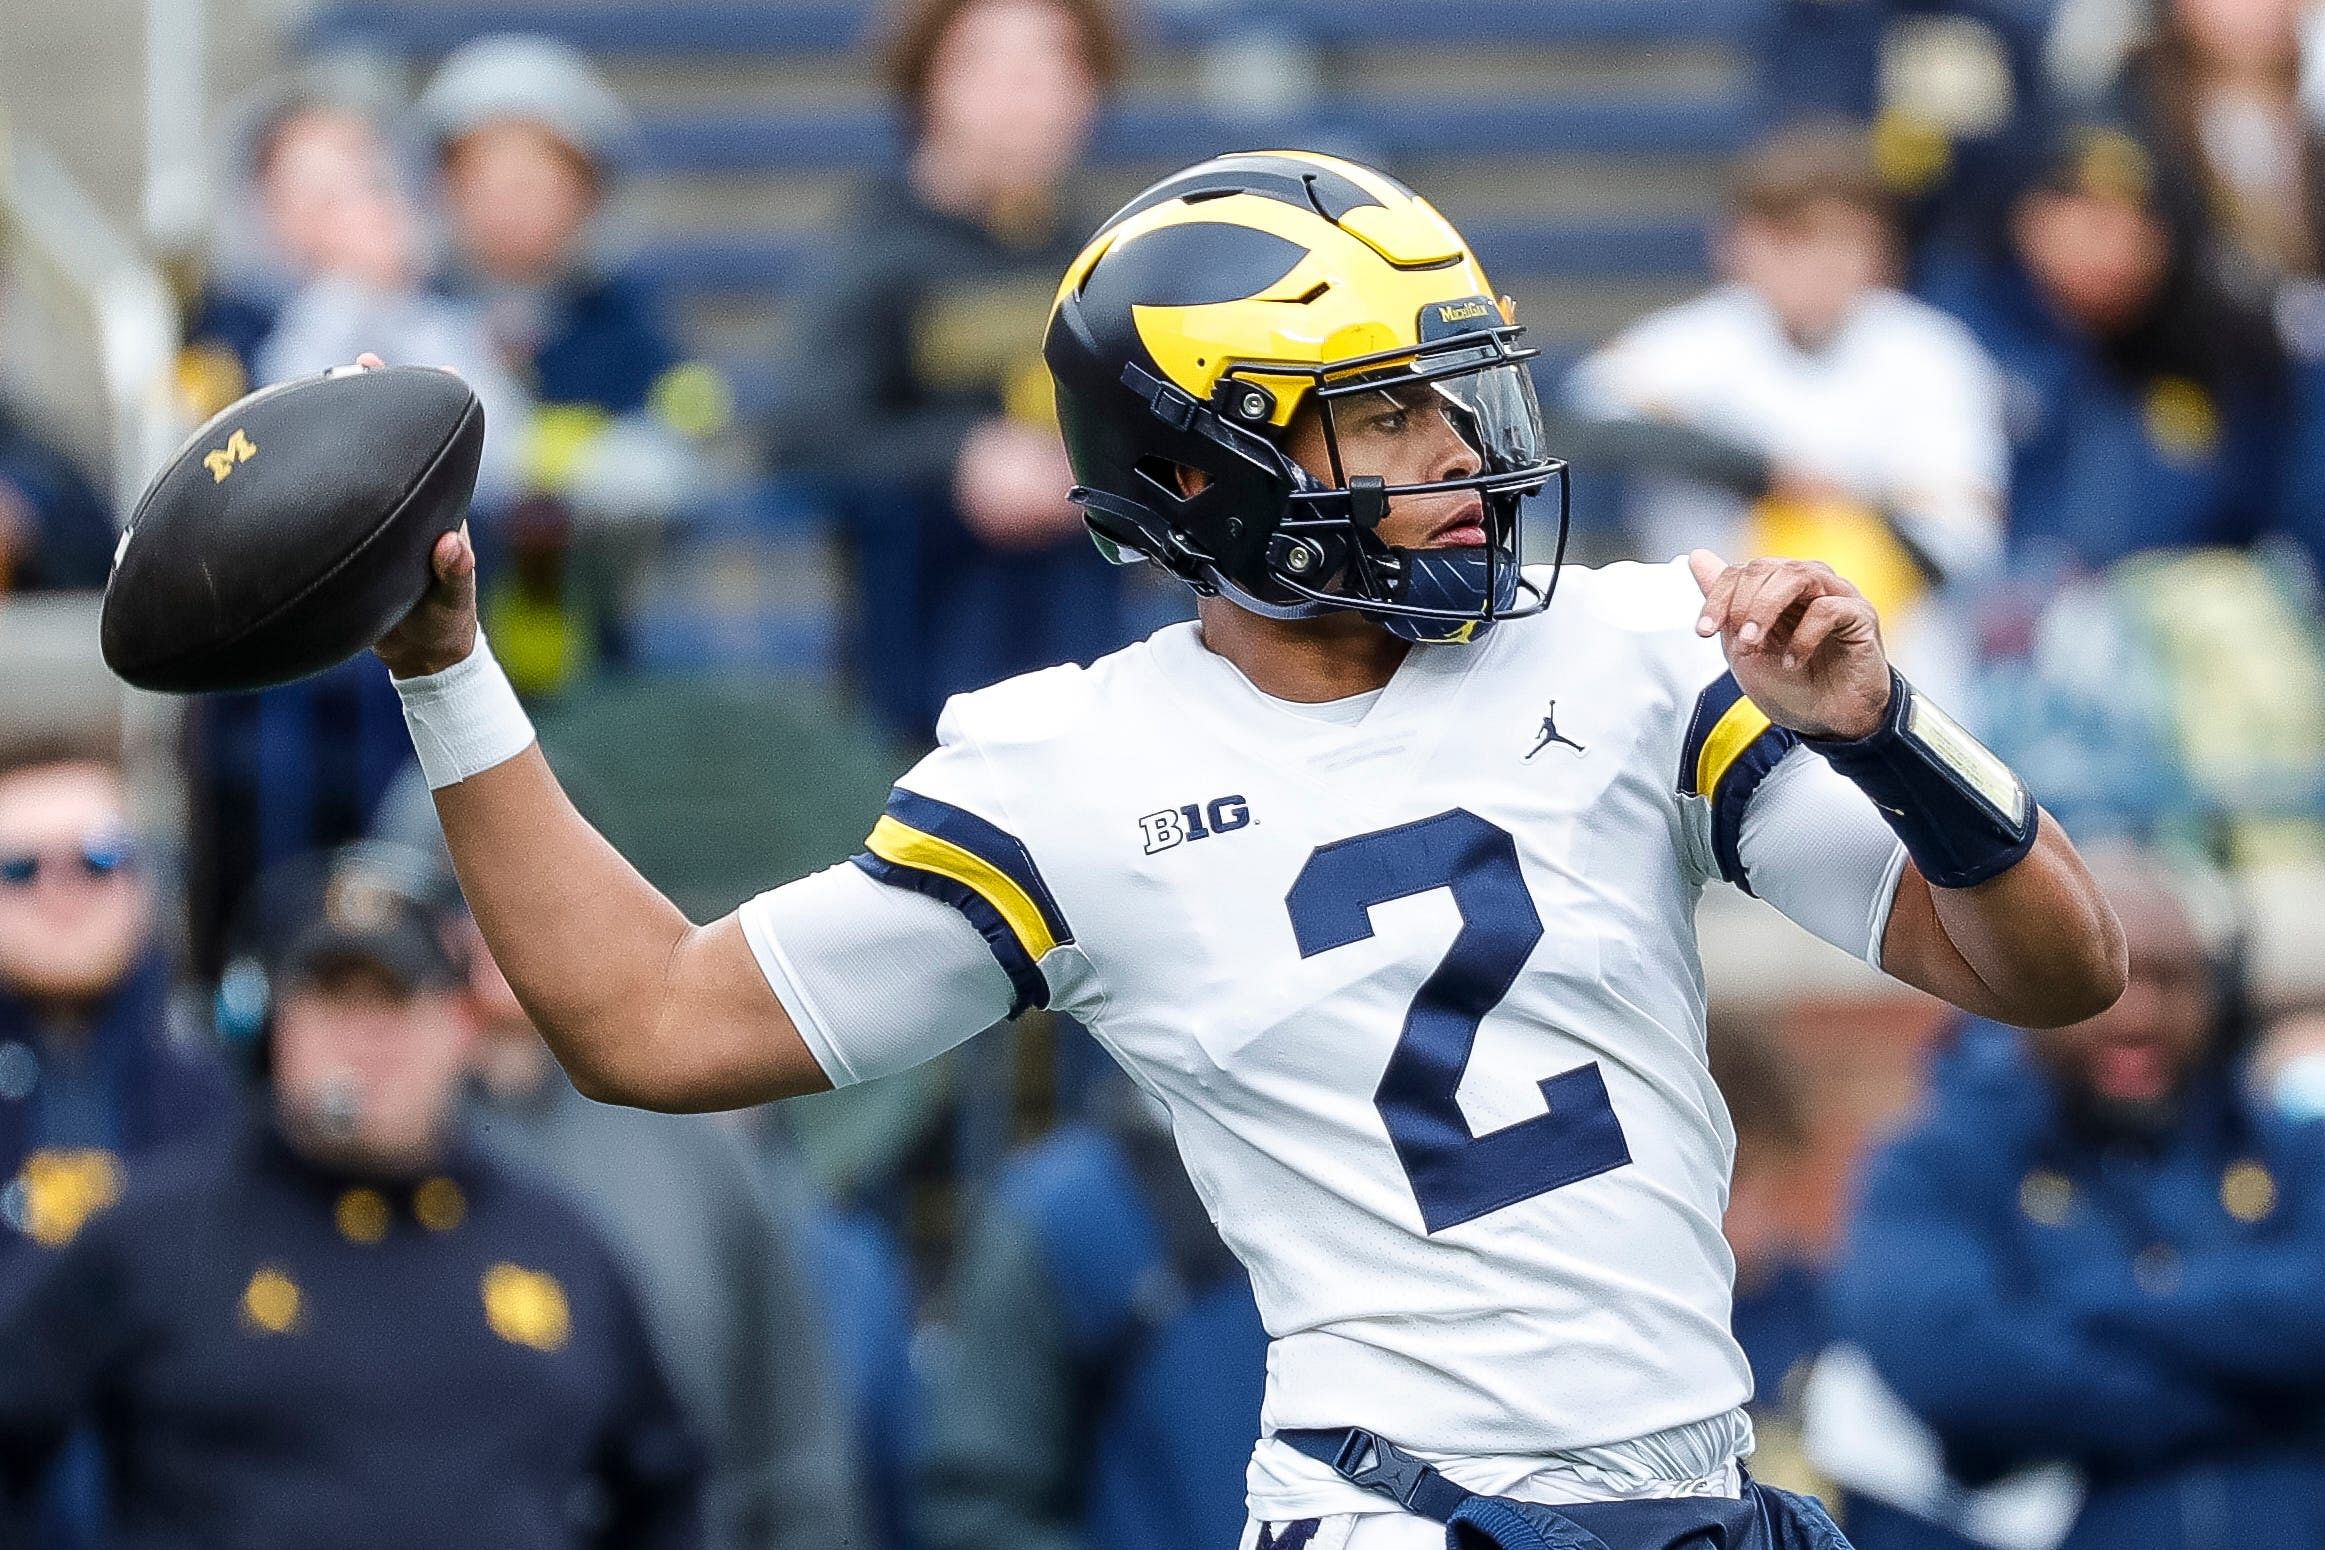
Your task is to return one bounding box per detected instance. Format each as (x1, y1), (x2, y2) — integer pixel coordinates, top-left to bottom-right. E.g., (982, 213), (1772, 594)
(1242, 322), (1566, 643)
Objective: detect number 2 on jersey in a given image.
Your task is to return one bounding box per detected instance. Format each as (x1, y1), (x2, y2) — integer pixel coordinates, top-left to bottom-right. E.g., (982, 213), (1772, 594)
(1285, 809), (1631, 1233)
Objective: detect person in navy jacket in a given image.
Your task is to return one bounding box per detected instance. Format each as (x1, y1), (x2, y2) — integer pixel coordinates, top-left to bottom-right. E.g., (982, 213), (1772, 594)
(915, 1075), (1269, 1550)
(0, 845), (704, 1550)
(1832, 844), (2325, 1550)
(1921, 121), (2292, 572)
(0, 739), (230, 1263)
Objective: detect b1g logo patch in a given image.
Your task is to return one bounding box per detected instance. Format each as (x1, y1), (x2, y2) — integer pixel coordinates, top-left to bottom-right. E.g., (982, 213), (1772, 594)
(1139, 795), (1252, 854)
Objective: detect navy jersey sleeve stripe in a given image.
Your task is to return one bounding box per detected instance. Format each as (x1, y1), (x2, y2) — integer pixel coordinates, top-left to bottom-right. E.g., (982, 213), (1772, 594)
(849, 787), (1069, 1019)
(849, 853), (1050, 1017)
(881, 789), (1072, 947)
(1679, 671), (1802, 894)
(1704, 730), (1798, 895)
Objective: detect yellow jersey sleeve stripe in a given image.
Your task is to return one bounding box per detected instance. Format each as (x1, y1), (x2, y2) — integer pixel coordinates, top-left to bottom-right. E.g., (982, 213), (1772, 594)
(864, 815), (1060, 963)
(1679, 671), (1805, 894)
(1695, 695), (1775, 801)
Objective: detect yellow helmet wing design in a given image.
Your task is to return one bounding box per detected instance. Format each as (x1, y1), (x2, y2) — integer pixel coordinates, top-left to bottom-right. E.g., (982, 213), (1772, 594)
(1052, 152), (1498, 428)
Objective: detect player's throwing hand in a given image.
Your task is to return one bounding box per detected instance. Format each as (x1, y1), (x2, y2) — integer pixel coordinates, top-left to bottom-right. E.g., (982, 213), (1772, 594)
(1688, 549), (1892, 741)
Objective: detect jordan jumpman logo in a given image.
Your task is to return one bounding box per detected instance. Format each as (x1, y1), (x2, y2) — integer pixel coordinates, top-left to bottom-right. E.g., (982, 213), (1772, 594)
(1526, 701), (1586, 759)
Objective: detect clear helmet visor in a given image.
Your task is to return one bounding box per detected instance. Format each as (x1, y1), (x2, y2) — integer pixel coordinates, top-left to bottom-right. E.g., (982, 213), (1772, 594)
(1316, 348), (1548, 497)
(1435, 355), (1546, 474)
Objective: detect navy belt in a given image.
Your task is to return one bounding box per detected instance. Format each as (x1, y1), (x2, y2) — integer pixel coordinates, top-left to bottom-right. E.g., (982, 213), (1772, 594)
(1277, 1428), (1607, 1550)
(1280, 1427), (1478, 1521)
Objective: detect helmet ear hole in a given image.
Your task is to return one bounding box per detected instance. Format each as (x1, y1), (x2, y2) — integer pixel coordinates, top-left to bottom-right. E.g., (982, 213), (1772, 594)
(1134, 457), (1203, 504)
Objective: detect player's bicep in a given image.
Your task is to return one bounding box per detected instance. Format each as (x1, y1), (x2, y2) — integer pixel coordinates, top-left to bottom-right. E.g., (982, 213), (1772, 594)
(1678, 668), (1908, 966)
(1735, 750), (1911, 968)
(647, 914), (832, 1110)
(738, 860), (1016, 1089)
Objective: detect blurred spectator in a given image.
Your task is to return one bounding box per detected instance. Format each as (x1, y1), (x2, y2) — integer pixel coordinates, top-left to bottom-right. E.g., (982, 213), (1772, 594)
(2090, 0), (2323, 288)
(180, 646), (419, 980)
(181, 69), (530, 463)
(2253, 1005), (2325, 1123)
(1710, 1018), (1829, 1491)
(249, 111), (528, 506)
(1759, 0), (2053, 252)
(770, 0), (1136, 738)
(915, 1077), (1266, 1550)
(181, 76), (394, 415)
(793, 1183), (921, 1550)
(178, 87), (529, 978)
(1567, 122), (2003, 688)
(1969, 548), (2325, 838)
(0, 845), (704, 1548)
(0, 740), (229, 1261)
(0, 741), (228, 1550)
(462, 916), (871, 1550)
(1762, 0), (2049, 127)
(0, 387), (111, 594)
(1827, 845), (2325, 1550)
(422, 35), (690, 424)
(1922, 121), (2290, 568)
(418, 34), (718, 694)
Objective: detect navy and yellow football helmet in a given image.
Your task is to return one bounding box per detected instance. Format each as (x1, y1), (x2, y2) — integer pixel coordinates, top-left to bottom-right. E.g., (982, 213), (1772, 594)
(1043, 150), (1566, 643)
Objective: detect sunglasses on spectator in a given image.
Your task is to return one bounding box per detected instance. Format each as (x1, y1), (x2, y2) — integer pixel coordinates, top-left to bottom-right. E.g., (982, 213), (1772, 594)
(0, 834), (141, 889)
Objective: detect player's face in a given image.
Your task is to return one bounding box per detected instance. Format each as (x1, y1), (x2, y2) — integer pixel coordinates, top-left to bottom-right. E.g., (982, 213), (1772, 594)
(272, 961), (475, 1169)
(1286, 382), (1488, 550)
(0, 764), (150, 1006)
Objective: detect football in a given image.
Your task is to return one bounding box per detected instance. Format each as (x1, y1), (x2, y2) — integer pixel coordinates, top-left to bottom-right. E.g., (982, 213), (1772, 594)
(100, 364), (484, 694)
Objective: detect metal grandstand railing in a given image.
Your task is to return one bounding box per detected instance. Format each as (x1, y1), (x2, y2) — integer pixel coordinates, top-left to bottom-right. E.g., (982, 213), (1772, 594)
(0, 121), (184, 820)
(0, 130), (179, 514)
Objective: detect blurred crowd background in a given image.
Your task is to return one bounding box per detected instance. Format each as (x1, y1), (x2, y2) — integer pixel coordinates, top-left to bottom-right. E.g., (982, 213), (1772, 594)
(6, 0), (2325, 1546)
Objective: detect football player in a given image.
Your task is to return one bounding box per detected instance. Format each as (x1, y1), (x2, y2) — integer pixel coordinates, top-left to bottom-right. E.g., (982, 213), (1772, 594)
(372, 152), (2124, 1550)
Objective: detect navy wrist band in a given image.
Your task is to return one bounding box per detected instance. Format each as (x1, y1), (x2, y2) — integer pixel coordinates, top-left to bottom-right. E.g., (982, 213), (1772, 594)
(1804, 669), (2038, 889)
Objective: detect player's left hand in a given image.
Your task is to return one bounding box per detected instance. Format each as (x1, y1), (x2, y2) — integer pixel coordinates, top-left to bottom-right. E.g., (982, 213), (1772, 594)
(1688, 550), (1892, 740)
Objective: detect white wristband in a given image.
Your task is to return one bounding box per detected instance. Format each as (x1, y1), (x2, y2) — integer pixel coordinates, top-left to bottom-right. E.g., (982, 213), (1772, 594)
(392, 633), (537, 790)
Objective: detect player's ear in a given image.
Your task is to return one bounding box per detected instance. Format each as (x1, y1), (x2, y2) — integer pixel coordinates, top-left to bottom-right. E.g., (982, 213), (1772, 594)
(1173, 464), (1211, 499)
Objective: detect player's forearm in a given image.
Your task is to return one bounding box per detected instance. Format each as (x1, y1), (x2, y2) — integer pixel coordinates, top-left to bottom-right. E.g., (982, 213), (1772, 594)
(1885, 817), (2127, 1027)
(430, 746), (699, 1098)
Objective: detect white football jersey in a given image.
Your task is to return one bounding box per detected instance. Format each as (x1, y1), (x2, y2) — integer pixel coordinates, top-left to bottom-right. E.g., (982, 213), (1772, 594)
(741, 557), (1907, 1519)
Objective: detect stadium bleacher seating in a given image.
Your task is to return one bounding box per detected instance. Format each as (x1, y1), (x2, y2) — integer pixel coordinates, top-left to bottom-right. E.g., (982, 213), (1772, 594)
(308, 0), (1763, 374)
(298, 0), (1768, 671)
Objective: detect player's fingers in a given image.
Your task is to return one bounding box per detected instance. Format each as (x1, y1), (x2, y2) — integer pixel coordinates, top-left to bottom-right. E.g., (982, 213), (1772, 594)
(1803, 559), (1861, 602)
(1694, 559), (1743, 636)
(1687, 548), (1726, 599)
(356, 352), (385, 370)
(433, 530), (473, 582)
(1780, 593), (1871, 670)
(1718, 558), (1792, 646)
(1733, 565), (1822, 650)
